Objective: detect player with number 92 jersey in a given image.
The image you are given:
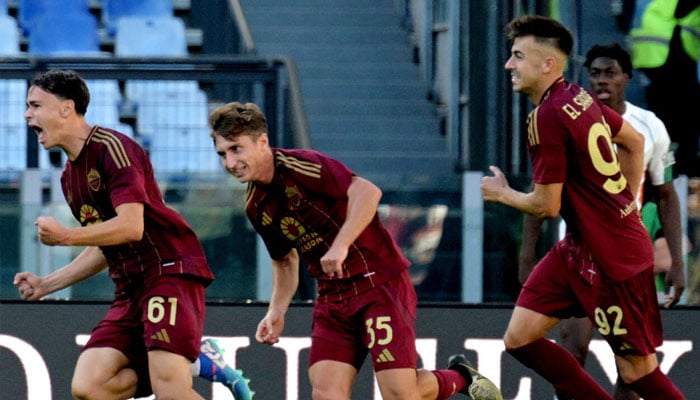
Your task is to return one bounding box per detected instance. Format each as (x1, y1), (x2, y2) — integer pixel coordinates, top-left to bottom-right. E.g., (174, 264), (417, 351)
(527, 77), (654, 283)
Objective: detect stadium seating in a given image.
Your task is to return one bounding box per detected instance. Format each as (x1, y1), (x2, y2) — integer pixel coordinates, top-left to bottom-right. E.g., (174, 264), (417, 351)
(115, 16), (201, 130)
(113, 123), (135, 138)
(147, 127), (220, 173)
(114, 16), (187, 57)
(115, 15), (198, 128)
(135, 88), (208, 133)
(85, 80), (123, 127)
(0, 14), (19, 55)
(27, 12), (101, 55)
(125, 79), (200, 101)
(135, 86), (214, 173)
(102, 0), (173, 36)
(0, 15), (24, 170)
(0, 79), (27, 170)
(1, 126), (28, 170)
(18, 0), (90, 36)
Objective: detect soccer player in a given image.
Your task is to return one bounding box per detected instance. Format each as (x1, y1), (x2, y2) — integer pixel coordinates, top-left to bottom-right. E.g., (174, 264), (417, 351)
(481, 15), (684, 399)
(518, 42), (687, 400)
(13, 69), (253, 400)
(207, 101), (502, 400)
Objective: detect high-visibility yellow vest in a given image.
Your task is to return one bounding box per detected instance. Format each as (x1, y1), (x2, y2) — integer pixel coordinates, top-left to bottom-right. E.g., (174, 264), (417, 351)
(629, 0), (700, 68)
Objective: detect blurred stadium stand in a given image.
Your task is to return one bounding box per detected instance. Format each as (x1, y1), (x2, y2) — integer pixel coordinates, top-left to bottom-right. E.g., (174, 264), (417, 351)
(101, 0), (173, 36)
(114, 16), (187, 56)
(27, 12), (102, 56)
(0, 13), (24, 170)
(0, 14), (19, 55)
(3, 0), (694, 306)
(18, 0), (90, 36)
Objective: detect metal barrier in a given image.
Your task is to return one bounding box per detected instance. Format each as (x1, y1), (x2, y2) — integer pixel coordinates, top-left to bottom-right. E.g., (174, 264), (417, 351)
(0, 55), (303, 156)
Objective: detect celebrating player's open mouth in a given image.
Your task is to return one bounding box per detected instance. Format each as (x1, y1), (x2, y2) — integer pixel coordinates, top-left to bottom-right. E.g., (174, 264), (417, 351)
(27, 120), (48, 147)
(29, 125), (47, 145)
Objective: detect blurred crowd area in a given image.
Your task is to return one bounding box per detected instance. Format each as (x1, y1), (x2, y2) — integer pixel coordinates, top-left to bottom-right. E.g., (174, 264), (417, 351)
(687, 178), (700, 305)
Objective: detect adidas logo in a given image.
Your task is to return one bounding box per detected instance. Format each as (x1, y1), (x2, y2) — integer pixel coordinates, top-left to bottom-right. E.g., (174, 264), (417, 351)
(150, 328), (171, 343)
(375, 349), (395, 363)
(618, 341), (634, 352)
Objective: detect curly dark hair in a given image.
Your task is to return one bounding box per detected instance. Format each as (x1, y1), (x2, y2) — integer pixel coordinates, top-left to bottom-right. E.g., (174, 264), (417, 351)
(584, 42), (633, 77)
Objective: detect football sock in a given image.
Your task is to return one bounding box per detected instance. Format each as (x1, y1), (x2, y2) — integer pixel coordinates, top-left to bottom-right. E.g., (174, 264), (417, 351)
(197, 351), (224, 382)
(507, 338), (612, 399)
(627, 366), (684, 399)
(190, 358), (201, 376)
(432, 369), (468, 399)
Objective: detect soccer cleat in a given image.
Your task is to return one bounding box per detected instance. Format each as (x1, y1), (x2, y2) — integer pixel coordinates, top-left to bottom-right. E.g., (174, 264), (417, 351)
(200, 338), (255, 400)
(448, 354), (503, 400)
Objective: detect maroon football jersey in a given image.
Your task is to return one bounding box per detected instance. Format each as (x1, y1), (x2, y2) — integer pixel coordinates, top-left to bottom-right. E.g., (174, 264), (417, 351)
(246, 148), (410, 303)
(528, 78), (653, 281)
(61, 126), (214, 288)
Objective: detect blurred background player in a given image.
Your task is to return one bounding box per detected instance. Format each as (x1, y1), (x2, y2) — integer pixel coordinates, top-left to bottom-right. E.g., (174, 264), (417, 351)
(519, 42), (687, 400)
(629, 0), (700, 177)
(483, 15), (684, 399)
(13, 69), (252, 400)
(207, 101), (502, 400)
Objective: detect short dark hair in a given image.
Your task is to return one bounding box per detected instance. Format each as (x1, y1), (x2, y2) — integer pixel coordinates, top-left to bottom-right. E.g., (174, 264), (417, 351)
(584, 42), (633, 77)
(506, 15), (574, 56)
(30, 69), (90, 115)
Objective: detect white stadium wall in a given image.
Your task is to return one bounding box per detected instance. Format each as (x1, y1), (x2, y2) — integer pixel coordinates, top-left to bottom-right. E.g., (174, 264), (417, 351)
(1, 302), (698, 399)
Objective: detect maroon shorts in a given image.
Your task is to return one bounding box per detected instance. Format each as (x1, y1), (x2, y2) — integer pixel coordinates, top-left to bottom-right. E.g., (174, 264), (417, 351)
(309, 271), (418, 371)
(83, 274), (207, 395)
(518, 237), (662, 356)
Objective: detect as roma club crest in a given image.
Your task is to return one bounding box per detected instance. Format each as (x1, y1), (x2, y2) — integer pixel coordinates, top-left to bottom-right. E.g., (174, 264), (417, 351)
(87, 168), (101, 192)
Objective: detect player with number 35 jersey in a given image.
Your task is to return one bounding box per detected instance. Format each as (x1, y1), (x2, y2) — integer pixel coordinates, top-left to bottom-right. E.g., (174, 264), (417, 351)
(210, 101), (503, 400)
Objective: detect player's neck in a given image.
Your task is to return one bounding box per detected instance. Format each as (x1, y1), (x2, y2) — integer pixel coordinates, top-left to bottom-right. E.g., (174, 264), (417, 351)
(615, 99), (626, 115)
(533, 76), (563, 105)
(63, 121), (92, 161)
